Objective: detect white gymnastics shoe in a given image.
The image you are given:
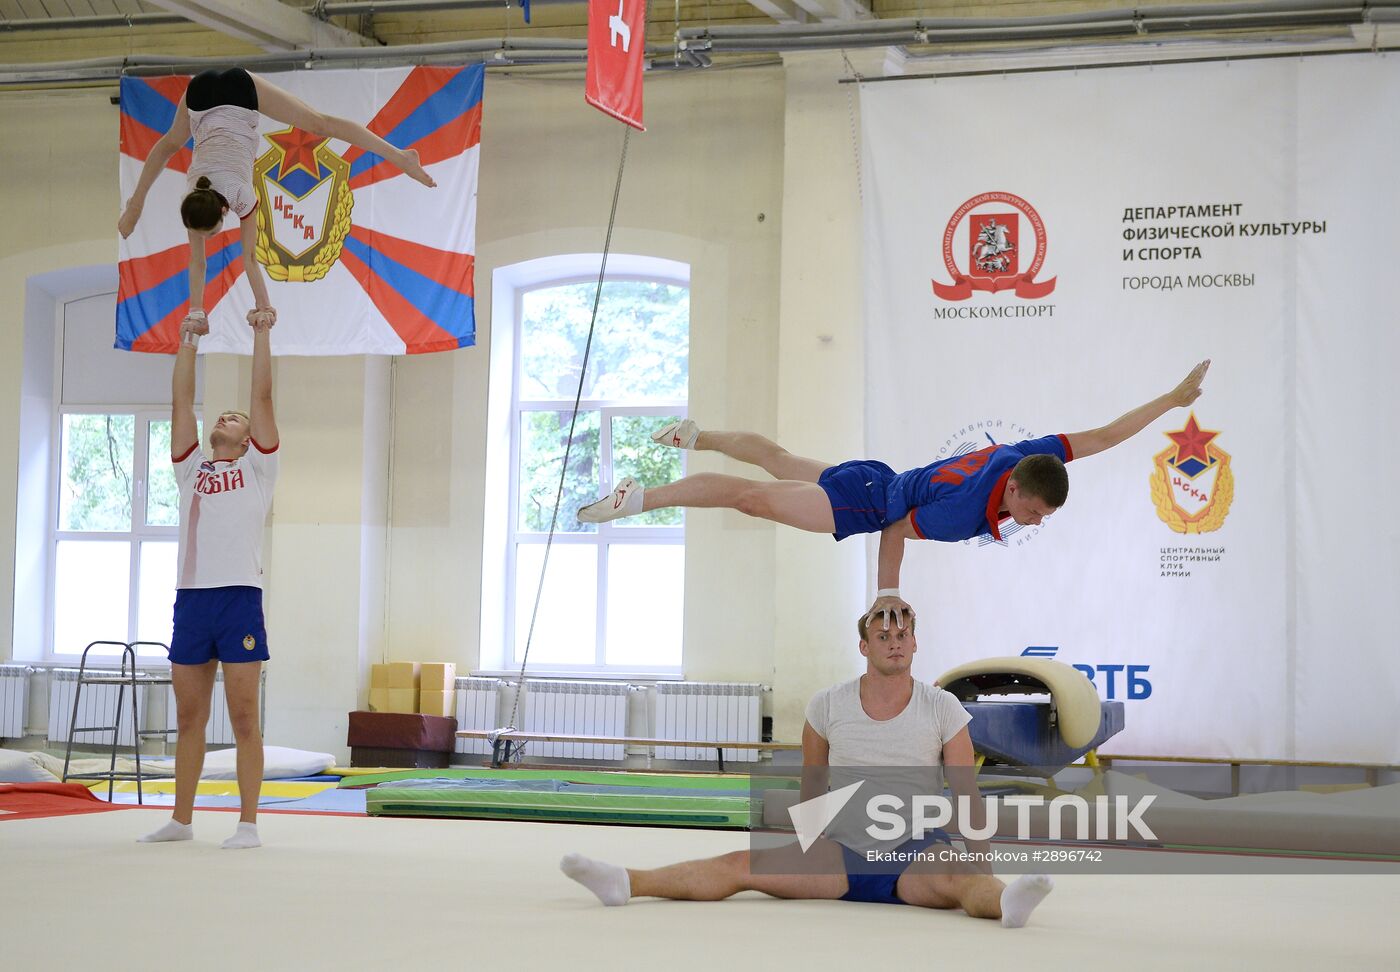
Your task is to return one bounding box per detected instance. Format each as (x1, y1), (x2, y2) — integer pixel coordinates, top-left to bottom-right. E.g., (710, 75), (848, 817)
(650, 419), (700, 450)
(578, 478), (644, 523)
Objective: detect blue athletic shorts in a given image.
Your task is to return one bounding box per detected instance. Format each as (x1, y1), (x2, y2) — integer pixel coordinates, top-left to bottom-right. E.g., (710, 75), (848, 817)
(817, 460), (896, 541)
(839, 830), (953, 905)
(169, 586), (269, 665)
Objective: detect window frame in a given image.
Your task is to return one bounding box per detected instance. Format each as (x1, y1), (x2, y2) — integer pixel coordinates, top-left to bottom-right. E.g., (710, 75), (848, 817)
(489, 260), (691, 677)
(46, 405), (188, 664)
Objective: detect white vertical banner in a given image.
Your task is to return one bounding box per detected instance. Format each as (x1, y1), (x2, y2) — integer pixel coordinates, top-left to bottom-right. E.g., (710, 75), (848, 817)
(860, 57), (1397, 762)
(1293, 55), (1400, 764)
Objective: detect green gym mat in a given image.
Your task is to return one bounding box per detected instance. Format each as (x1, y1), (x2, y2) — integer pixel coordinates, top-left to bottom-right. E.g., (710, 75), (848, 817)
(361, 769), (798, 828)
(342, 767), (784, 789)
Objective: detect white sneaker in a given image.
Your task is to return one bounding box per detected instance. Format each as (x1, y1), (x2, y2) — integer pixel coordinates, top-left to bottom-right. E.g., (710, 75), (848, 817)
(578, 478), (644, 523)
(651, 419), (700, 450)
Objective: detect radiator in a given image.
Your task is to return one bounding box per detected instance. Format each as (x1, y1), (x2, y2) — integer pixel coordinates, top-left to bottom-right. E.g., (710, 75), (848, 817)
(47, 669), (141, 748)
(0, 665), (28, 739)
(655, 682), (763, 763)
(454, 677), (501, 756)
(521, 680), (628, 760)
(165, 668), (265, 745)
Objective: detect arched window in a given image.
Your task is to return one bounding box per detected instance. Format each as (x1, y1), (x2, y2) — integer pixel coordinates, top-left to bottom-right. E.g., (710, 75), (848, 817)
(482, 255), (689, 675)
(16, 279), (203, 663)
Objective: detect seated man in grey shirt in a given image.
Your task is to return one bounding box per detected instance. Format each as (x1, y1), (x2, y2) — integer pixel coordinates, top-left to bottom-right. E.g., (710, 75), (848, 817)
(560, 608), (1053, 928)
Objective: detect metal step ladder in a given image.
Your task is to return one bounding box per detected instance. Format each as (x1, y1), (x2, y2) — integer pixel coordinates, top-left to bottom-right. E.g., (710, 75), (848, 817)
(61, 640), (175, 804)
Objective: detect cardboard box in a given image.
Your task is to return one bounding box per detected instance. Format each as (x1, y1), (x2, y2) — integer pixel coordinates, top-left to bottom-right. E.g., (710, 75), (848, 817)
(347, 711), (458, 768)
(370, 664), (391, 689)
(386, 662), (421, 690)
(386, 688), (418, 713)
(418, 690), (455, 718)
(420, 663), (456, 693)
(368, 687), (392, 713)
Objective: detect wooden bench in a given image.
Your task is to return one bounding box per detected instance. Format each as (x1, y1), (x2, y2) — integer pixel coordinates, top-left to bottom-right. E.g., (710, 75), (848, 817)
(456, 729), (801, 772)
(1099, 753), (1400, 795)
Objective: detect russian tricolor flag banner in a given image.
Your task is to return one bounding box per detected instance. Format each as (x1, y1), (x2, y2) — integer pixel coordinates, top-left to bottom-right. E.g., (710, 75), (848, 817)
(116, 65), (482, 356)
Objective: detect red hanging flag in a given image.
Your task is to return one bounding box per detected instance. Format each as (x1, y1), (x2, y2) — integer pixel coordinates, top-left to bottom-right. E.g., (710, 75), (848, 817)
(586, 0), (648, 131)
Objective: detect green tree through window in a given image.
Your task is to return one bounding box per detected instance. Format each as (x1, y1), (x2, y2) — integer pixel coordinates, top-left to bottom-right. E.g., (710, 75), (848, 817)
(59, 414), (134, 532)
(509, 272), (689, 669)
(520, 281), (689, 402)
(53, 412), (194, 658)
(146, 419), (201, 528)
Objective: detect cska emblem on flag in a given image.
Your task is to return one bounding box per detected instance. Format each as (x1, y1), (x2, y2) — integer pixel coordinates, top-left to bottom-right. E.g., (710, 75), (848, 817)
(253, 127), (354, 283)
(116, 65), (484, 356)
(1148, 413), (1235, 534)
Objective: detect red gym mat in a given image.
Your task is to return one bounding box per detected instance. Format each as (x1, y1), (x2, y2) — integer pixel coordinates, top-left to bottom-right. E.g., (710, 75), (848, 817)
(0, 782), (128, 821)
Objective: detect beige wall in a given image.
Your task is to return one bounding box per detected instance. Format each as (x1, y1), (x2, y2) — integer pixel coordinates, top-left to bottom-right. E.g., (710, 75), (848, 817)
(0, 55), (874, 755)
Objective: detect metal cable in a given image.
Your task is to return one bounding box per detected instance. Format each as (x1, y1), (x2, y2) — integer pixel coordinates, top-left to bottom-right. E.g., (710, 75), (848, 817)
(502, 124), (634, 752)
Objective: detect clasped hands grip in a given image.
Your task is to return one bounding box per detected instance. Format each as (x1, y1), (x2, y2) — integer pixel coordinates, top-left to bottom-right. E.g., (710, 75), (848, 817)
(179, 307), (277, 347)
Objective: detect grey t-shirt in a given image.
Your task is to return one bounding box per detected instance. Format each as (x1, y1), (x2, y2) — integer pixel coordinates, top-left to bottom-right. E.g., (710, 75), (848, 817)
(804, 677), (972, 851)
(806, 677), (973, 766)
(187, 104), (261, 219)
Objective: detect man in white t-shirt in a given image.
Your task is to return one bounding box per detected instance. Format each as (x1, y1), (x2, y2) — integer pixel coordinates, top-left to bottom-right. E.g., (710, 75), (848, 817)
(138, 312), (278, 851)
(560, 608), (1054, 927)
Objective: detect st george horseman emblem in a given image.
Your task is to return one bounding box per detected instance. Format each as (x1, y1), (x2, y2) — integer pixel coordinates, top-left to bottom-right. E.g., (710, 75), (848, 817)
(933, 191), (1056, 301)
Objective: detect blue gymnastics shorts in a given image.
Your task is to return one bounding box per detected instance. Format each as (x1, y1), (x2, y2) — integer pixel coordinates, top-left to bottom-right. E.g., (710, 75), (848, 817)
(817, 459), (896, 541)
(840, 830), (953, 905)
(169, 586), (269, 665)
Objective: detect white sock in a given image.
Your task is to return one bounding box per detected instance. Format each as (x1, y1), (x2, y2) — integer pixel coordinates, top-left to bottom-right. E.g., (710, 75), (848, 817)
(221, 822), (261, 850)
(137, 819), (193, 843)
(1000, 874), (1053, 928)
(560, 853), (630, 906)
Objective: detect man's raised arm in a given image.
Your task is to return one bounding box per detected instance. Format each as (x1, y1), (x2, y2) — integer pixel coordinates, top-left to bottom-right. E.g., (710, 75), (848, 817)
(171, 336), (199, 460)
(248, 320), (278, 450)
(1066, 359), (1210, 461)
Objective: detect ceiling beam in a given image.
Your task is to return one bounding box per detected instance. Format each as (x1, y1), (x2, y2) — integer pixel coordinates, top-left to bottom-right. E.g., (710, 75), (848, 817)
(742, 0), (808, 26)
(789, 0), (870, 24)
(145, 0), (374, 52)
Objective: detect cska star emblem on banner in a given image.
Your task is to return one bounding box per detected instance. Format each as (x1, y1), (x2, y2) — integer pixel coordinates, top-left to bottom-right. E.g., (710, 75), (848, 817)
(115, 65), (483, 356)
(253, 127), (354, 283)
(932, 191), (1056, 301)
(1149, 413), (1234, 533)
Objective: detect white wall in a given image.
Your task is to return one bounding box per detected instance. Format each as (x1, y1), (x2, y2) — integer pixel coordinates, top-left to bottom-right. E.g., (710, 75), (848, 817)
(0, 55), (877, 755)
(771, 54), (877, 735)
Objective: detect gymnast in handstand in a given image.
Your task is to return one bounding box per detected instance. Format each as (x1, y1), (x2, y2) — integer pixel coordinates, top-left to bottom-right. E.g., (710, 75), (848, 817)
(581, 361), (1210, 627)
